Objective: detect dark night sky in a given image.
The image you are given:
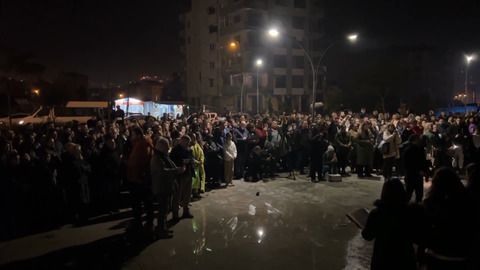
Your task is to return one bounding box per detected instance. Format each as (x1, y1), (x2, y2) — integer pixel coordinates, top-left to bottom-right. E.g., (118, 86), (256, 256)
(0, 0), (189, 86)
(325, 0), (480, 47)
(1, 0), (479, 86)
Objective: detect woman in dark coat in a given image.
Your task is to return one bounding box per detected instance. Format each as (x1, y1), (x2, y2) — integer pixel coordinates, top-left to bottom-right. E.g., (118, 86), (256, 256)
(203, 134), (223, 186)
(356, 122), (375, 177)
(98, 135), (121, 213)
(421, 167), (473, 270)
(362, 178), (417, 270)
(59, 143), (91, 225)
(465, 163), (480, 270)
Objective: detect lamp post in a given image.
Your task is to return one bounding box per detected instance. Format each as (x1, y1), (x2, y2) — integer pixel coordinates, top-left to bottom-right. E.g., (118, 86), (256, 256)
(267, 27), (358, 117)
(255, 58), (263, 115)
(225, 40), (244, 113)
(240, 73), (245, 113)
(465, 54), (475, 104)
(314, 33), (358, 111)
(267, 27), (316, 116)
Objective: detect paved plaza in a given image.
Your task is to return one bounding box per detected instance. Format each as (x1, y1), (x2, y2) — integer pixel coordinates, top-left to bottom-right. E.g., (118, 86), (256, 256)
(0, 175), (383, 270)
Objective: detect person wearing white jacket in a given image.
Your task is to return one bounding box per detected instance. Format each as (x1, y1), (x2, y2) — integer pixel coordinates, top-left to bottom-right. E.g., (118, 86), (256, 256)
(224, 133), (237, 186)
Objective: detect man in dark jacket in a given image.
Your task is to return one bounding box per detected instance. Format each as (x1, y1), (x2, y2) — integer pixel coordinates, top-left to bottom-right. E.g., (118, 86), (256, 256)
(403, 134), (427, 203)
(294, 121), (310, 174)
(233, 121), (249, 179)
(335, 126), (352, 176)
(151, 138), (185, 237)
(309, 129), (329, 182)
(98, 135), (121, 213)
(170, 135), (194, 220)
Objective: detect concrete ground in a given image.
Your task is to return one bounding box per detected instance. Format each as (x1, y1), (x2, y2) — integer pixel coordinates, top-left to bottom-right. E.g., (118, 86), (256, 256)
(0, 174), (384, 270)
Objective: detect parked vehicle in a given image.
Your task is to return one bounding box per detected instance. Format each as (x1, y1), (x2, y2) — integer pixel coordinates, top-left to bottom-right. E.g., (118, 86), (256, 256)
(0, 101), (109, 126)
(0, 107), (51, 126)
(53, 101), (108, 124)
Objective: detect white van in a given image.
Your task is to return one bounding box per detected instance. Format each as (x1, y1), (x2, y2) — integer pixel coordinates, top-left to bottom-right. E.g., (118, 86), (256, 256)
(53, 101), (109, 124)
(0, 101), (109, 126)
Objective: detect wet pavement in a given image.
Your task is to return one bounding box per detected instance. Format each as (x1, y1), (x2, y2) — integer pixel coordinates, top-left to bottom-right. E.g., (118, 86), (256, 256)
(0, 174), (382, 270)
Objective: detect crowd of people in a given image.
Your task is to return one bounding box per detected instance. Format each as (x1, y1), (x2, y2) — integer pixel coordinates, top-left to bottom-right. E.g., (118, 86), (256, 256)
(0, 107), (479, 269)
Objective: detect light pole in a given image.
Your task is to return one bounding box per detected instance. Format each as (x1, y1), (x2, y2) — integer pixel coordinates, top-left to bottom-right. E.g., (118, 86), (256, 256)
(267, 27), (358, 117)
(465, 54), (475, 104)
(267, 27), (316, 116)
(255, 58), (263, 115)
(239, 73), (245, 113)
(314, 33), (358, 111)
(226, 41), (243, 113)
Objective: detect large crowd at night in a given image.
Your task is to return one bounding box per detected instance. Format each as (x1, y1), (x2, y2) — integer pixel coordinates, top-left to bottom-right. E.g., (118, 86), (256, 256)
(0, 107), (479, 269)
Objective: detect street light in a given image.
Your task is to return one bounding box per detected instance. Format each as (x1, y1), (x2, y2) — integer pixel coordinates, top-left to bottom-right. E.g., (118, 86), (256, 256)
(255, 58), (263, 114)
(347, 33), (359, 43)
(228, 41), (239, 52)
(268, 28), (280, 38)
(32, 88), (40, 96)
(267, 26), (358, 117)
(466, 55), (475, 64)
(267, 27), (317, 116)
(118, 93), (124, 99)
(465, 54), (475, 105)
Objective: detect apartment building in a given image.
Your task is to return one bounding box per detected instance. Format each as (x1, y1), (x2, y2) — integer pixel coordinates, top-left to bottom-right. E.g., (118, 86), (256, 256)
(182, 0), (323, 113)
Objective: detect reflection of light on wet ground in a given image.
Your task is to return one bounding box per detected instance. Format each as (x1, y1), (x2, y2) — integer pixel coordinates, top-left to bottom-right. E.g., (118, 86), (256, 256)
(265, 202), (282, 215)
(343, 232), (371, 270)
(226, 217), (238, 232)
(121, 177), (382, 270)
(257, 228), (265, 244)
(248, 204), (256, 216)
(192, 220), (198, 232)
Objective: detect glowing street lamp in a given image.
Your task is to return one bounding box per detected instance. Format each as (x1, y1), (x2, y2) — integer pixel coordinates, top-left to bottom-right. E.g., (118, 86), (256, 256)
(466, 54), (475, 64)
(32, 88), (40, 96)
(255, 58), (263, 114)
(266, 26), (359, 116)
(228, 41), (239, 52)
(464, 54), (476, 105)
(267, 28), (280, 38)
(347, 33), (359, 43)
(118, 93), (125, 99)
(267, 26), (317, 115)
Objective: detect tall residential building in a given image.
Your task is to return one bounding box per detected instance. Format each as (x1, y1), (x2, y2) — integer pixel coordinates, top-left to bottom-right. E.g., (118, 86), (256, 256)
(182, 0), (324, 113)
